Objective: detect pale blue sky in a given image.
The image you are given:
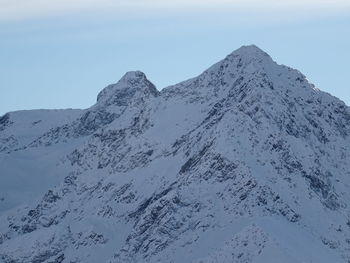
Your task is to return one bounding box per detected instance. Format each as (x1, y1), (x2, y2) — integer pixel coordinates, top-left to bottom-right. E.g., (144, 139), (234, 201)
(0, 0), (349, 115)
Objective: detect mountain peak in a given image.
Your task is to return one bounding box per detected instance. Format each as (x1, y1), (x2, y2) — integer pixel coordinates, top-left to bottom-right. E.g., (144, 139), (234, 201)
(232, 44), (269, 56)
(226, 45), (273, 67)
(198, 45), (275, 80)
(120, 70), (147, 81)
(96, 71), (159, 107)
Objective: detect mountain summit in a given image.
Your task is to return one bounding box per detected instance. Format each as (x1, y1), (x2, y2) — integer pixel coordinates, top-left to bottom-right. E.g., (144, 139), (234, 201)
(96, 70), (159, 107)
(0, 46), (350, 263)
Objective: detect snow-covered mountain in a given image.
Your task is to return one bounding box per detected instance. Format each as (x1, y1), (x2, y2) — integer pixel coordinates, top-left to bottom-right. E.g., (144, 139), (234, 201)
(1, 45), (350, 263)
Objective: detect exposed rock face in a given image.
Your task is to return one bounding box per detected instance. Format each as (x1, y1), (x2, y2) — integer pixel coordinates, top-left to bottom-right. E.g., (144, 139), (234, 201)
(0, 45), (350, 263)
(97, 71), (159, 106)
(26, 71), (159, 148)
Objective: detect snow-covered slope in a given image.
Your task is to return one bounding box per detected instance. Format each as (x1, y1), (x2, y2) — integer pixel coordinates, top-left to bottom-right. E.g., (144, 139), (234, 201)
(0, 109), (82, 212)
(1, 45), (350, 263)
(0, 109), (82, 153)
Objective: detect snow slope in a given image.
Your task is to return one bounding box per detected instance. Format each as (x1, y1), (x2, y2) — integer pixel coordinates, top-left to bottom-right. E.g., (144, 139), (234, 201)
(0, 45), (350, 263)
(0, 109), (83, 213)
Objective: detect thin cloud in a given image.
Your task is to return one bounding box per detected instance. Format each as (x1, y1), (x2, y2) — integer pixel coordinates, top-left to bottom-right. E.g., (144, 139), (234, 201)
(0, 0), (349, 21)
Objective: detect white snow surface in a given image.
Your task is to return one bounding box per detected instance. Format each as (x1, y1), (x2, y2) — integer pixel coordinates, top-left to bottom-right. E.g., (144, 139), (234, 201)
(0, 45), (350, 263)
